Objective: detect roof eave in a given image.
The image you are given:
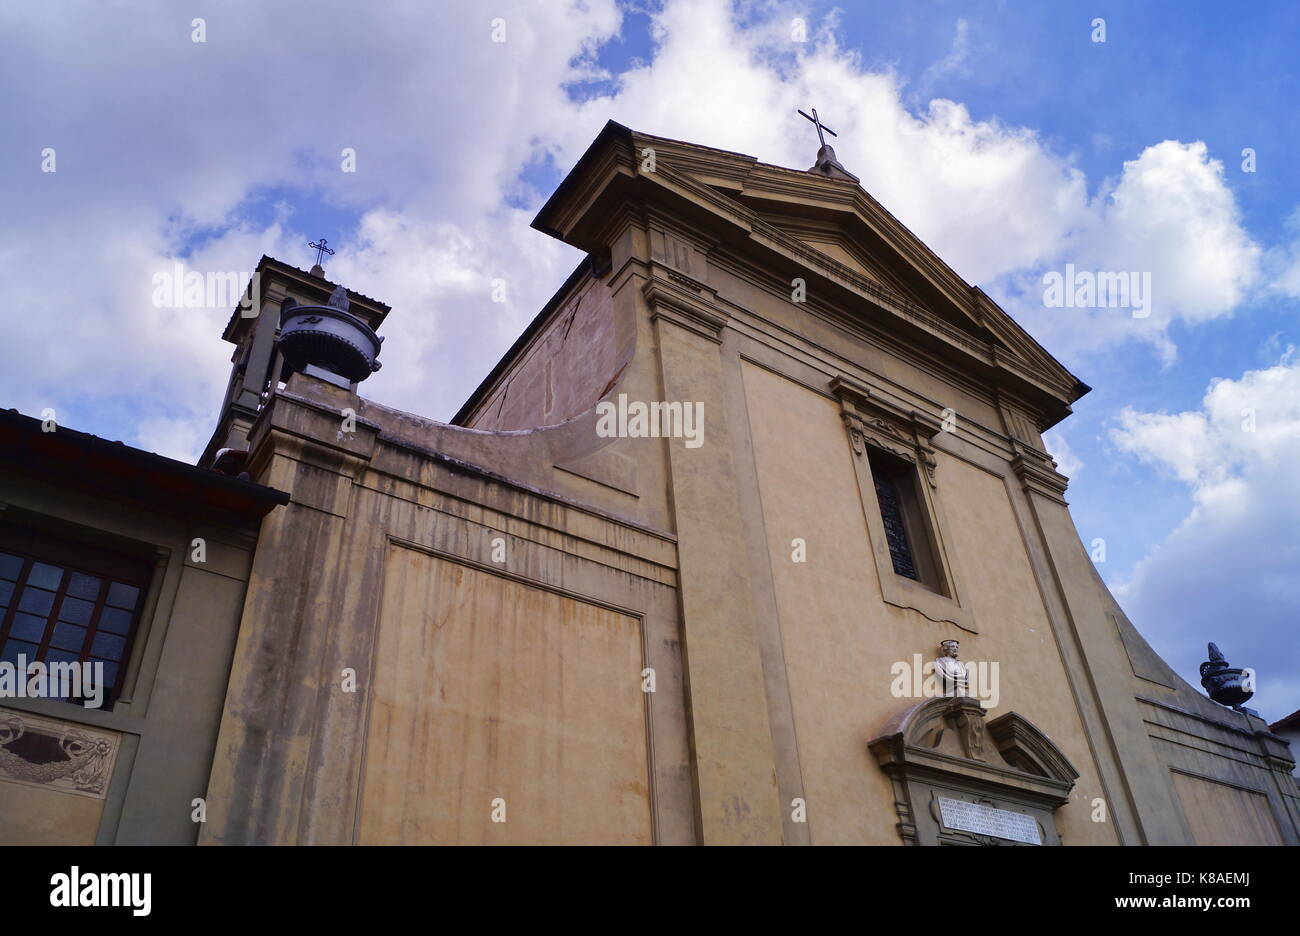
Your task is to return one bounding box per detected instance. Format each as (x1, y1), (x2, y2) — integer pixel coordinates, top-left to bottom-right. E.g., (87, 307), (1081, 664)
(0, 408), (290, 522)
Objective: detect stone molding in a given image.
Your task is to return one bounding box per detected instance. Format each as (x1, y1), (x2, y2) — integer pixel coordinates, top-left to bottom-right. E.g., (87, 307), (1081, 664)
(998, 396), (1071, 503)
(831, 374), (975, 632)
(0, 709), (120, 800)
(869, 696), (1079, 845)
(643, 275), (729, 344)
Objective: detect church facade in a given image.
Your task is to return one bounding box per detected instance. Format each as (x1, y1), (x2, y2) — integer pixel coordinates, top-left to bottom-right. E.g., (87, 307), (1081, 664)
(1, 122), (1296, 845)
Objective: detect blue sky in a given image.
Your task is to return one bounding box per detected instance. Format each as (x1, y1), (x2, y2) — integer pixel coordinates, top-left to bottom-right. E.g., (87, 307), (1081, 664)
(2, 0), (1298, 719)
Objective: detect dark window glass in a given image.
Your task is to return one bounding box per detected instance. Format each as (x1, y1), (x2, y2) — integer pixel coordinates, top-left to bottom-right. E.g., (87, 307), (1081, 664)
(0, 553), (21, 580)
(90, 632), (126, 661)
(106, 582), (139, 610)
(66, 572), (102, 600)
(90, 660), (119, 689)
(9, 613), (46, 642)
(873, 472), (919, 581)
(28, 562), (62, 590)
(2, 638), (39, 665)
(866, 446), (946, 595)
(57, 596), (95, 625)
(99, 607), (133, 635)
(50, 622), (88, 653)
(0, 531), (149, 709)
(18, 587), (55, 616)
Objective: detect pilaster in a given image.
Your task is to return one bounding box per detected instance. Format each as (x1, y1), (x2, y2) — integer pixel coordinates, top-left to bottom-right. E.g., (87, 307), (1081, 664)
(644, 266), (784, 844)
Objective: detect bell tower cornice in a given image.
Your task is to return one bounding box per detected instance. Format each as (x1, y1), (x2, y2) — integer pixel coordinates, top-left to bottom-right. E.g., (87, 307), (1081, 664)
(201, 255), (392, 469)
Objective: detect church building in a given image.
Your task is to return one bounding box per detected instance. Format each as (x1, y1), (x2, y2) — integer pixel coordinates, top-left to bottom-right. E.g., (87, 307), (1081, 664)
(1, 121), (1296, 845)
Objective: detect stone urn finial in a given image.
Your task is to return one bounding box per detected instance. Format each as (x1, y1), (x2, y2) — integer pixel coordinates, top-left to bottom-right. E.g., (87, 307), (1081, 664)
(1199, 642), (1253, 708)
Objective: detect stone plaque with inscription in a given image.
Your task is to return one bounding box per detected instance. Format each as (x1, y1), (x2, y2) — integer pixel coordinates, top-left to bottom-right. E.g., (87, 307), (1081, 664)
(938, 796), (1041, 845)
(869, 697), (1078, 845)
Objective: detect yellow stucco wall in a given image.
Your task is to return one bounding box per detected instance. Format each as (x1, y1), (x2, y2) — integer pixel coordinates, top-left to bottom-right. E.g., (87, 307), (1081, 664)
(0, 781), (104, 845)
(1171, 771), (1285, 845)
(357, 544), (652, 844)
(741, 361), (1118, 845)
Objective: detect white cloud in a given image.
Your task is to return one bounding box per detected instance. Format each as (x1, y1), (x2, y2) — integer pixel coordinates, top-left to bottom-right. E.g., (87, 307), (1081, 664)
(572, 3), (1261, 363)
(1112, 347), (1300, 488)
(0, 0), (620, 448)
(136, 415), (214, 464)
(1042, 429), (1083, 480)
(1095, 142), (1260, 323)
(1111, 409), (1215, 485)
(1003, 141), (1261, 365)
(1110, 349), (1300, 720)
(1264, 205), (1300, 300)
(915, 17), (972, 97)
(0, 0), (1277, 463)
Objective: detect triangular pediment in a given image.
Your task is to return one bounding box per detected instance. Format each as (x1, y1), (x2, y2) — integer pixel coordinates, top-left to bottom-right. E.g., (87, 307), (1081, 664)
(672, 141), (1085, 406)
(659, 148), (1001, 345)
(532, 122), (1089, 420)
(744, 204), (995, 342)
(804, 239), (876, 280)
(751, 209), (900, 289)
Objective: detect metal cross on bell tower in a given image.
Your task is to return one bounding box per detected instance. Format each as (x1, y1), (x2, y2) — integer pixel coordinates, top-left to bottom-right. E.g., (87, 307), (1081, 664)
(308, 238), (335, 268)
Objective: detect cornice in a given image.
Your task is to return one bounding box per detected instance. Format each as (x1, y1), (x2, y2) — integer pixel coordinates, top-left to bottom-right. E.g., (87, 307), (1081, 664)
(829, 374), (941, 436)
(708, 246), (1002, 417)
(831, 374), (941, 487)
(739, 167), (984, 323)
(643, 271), (729, 343)
(534, 128), (638, 240)
(534, 122), (1087, 423)
(626, 134), (759, 187)
(1010, 451), (1069, 504)
(646, 162), (1081, 406)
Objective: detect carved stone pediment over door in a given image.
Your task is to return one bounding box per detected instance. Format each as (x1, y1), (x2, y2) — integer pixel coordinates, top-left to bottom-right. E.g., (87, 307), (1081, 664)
(868, 696), (1078, 845)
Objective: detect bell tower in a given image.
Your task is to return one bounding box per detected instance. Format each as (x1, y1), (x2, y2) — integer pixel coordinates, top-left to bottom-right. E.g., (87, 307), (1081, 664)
(200, 252), (390, 469)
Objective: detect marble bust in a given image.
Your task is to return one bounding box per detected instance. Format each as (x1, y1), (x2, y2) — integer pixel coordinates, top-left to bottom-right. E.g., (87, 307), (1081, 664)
(935, 639), (969, 696)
